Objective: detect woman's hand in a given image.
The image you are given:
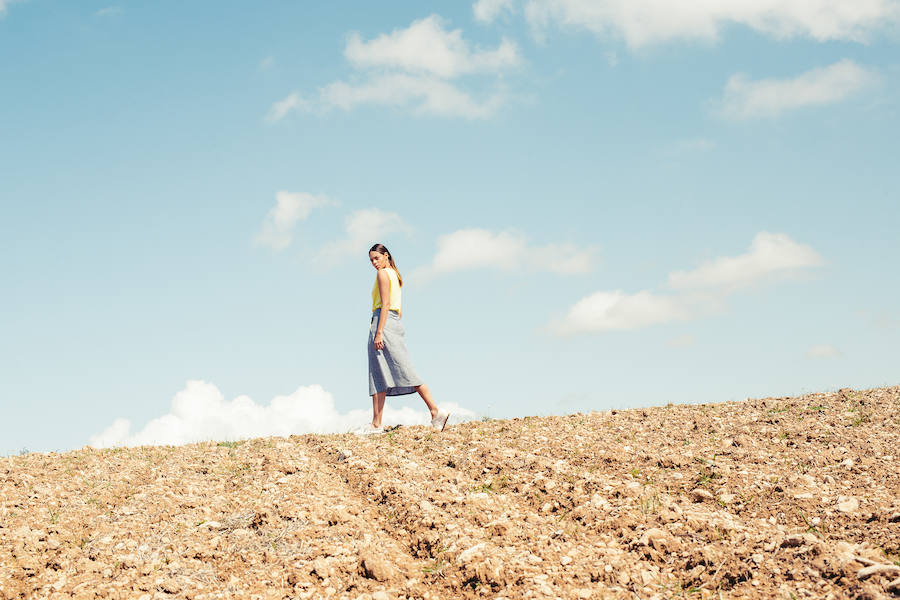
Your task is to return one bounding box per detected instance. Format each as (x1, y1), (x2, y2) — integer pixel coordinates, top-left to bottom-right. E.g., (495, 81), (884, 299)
(374, 332), (385, 350)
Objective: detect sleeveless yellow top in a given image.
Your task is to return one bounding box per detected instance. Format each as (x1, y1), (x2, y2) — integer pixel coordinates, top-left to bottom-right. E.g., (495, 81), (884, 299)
(372, 267), (402, 313)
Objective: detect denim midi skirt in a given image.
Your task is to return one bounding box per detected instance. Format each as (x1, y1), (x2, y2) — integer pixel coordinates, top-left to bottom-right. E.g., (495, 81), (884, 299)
(368, 308), (423, 396)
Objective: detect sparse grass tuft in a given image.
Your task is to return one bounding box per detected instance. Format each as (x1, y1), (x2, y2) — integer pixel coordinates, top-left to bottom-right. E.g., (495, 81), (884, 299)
(850, 414), (870, 427)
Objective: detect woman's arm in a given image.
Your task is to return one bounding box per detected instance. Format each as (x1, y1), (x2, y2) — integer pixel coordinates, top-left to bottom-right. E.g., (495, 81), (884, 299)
(374, 269), (391, 350)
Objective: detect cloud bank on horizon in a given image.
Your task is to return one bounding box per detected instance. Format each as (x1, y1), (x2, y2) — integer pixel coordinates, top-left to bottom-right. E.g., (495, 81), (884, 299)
(89, 381), (477, 448)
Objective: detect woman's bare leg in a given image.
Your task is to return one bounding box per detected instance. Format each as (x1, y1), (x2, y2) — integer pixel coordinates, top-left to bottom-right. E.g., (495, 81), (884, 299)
(415, 384), (439, 419)
(371, 392), (386, 428)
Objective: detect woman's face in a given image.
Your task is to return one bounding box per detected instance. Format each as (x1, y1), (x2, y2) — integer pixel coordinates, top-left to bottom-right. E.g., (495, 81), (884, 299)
(369, 251), (389, 270)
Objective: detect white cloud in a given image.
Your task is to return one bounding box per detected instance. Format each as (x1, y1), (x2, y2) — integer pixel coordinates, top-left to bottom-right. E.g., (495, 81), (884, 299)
(806, 344), (841, 358)
(551, 290), (686, 334)
(518, 0), (900, 47)
(668, 232), (823, 290)
(268, 15), (519, 121)
(552, 231), (821, 335)
(716, 59), (879, 119)
(319, 209), (412, 263)
(345, 15), (520, 78)
(416, 228), (594, 277)
(320, 73), (507, 119)
(89, 380), (476, 448)
(254, 191), (335, 251)
(266, 92), (308, 122)
(475, 0), (515, 22)
(0, 0), (26, 16)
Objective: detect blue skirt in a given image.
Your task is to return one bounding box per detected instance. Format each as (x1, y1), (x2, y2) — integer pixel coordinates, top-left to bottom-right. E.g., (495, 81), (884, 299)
(368, 309), (423, 396)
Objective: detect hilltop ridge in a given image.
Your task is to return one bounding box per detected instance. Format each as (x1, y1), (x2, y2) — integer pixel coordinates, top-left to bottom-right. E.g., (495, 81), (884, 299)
(2, 386), (899, 599)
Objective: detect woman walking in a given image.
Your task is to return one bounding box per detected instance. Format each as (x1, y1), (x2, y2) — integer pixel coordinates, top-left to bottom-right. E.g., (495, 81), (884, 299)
(365, 243), (449, 434)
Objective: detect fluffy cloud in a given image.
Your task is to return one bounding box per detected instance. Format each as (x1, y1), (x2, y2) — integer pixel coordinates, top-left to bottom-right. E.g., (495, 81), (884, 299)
(319, 208), (412, 263)
(345, 15), (520, 78)
(266, 92), (308, 122)
(553, 231), (823, 335)
(668, 232), (824, 290)
(493, 0), (900, 47)
(320, 73), (506, 119)
(716, 59), (879, 119)
(268, 15), (520, 121)
(89, 380), (476, 448)
(551, 290), (686, 334)
(474, 0), (515, 22)
(806, 344), (841, 358)
(254, 191), (335, 251)
(415, 228), (594, 277)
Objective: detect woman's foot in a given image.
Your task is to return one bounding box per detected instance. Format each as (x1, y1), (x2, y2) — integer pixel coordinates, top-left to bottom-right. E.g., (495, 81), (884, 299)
(431, 412), (450, 432)
(355, 424), (384, 436)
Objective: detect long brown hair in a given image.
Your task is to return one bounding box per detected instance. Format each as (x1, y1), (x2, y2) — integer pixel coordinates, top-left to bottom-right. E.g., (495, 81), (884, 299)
(369, 243), (403, 287)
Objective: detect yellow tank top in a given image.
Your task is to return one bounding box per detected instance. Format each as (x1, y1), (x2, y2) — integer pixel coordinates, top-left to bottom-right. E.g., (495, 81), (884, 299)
(372, 267), (402, 313)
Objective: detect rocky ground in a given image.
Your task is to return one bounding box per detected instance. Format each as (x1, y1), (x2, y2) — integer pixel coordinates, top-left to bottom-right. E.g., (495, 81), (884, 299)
(2, 386), (899, 600)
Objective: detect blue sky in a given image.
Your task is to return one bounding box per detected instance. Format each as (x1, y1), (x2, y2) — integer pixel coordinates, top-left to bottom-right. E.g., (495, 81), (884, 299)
(2, 1), (898, 455)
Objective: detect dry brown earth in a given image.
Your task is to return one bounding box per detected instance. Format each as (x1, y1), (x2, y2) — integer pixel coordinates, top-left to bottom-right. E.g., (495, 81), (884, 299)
(2, 386), (899, 599)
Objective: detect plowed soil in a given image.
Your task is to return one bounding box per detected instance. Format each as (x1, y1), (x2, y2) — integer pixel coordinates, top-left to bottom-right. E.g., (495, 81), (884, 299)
(3, 386), (900, 599)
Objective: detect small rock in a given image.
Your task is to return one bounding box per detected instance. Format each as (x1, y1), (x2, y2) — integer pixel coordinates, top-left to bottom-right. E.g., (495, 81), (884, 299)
(836, 496), (859, 513)
(337, 449), (353, 462)
(359, 551), (394, 582)
(372, 592), (390, 600)
(638, 528), (671, 550)
(690, 488), (714, 502)
(561, 556), (572, 566)
(457, 543), (486, 565)
(733, 435), (752, 447)
(718, 493), (736, 504)
(889, 512), (900, 523)
(782, 533), (817, 548)
(858, 564), (900, 580)
(752, 553), (763, 564)
(312, 558), (333, 579)
(577, 589), (592, 599)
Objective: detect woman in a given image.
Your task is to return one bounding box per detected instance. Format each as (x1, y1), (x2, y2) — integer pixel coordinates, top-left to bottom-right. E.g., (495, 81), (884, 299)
(365, 243), (449, 434)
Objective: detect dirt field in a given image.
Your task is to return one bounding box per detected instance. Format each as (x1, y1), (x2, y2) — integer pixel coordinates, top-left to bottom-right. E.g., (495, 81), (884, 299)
(2, 386), (899, 599)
